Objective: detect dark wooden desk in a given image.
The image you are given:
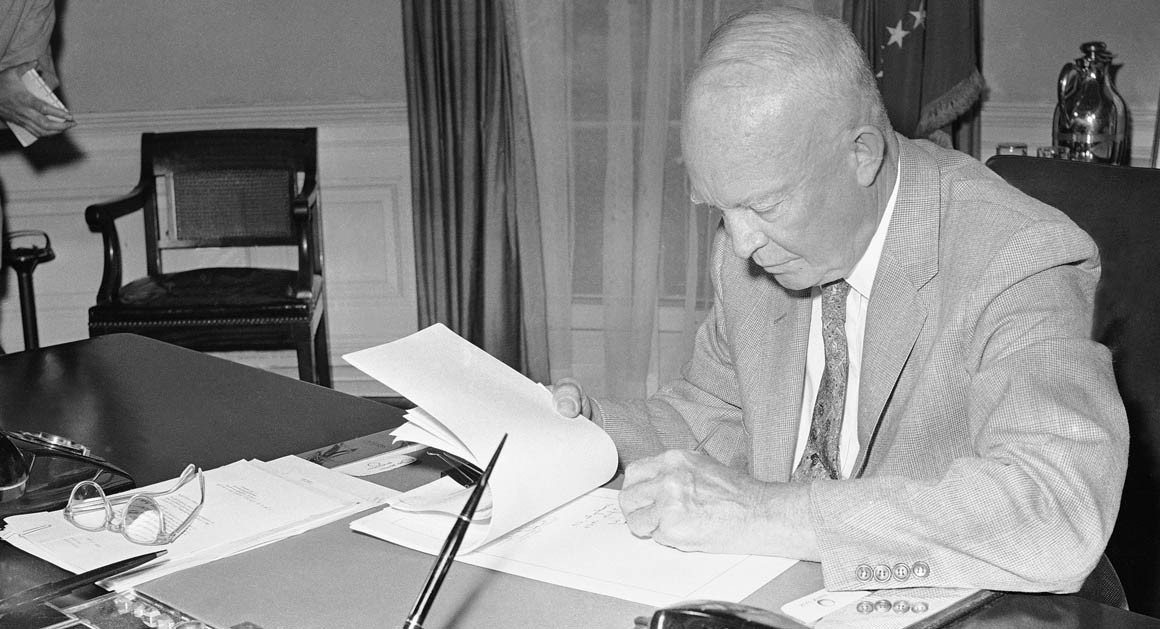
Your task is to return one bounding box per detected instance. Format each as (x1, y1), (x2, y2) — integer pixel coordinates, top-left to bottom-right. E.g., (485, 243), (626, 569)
(0, 334), (401, 603)
(1, 335), (1156, 628)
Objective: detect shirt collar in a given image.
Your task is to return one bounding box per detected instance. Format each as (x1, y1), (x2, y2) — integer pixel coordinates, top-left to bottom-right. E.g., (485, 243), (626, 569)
(845, 158), (900, 300)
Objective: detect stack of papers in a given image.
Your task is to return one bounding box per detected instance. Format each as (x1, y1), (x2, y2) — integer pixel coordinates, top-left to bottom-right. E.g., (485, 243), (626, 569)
(0, 456), (396, 590)
(343, 324), (796, 606)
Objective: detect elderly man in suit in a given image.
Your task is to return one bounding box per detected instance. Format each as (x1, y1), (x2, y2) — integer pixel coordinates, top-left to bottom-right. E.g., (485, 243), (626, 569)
(553, 7), (1127, 595)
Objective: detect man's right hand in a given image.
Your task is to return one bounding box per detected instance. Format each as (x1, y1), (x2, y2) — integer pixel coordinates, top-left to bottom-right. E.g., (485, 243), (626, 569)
(551, 378), (593, 419)
(0, 63), (75, 138)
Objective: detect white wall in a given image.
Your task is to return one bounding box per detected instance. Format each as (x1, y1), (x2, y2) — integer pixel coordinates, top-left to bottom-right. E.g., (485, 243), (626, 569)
(54, 0), (406, 112)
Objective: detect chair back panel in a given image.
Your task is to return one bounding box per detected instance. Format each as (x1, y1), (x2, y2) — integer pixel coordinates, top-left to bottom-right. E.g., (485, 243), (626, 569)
(166, 169), (294, 247)
(140, 129), (318, 272)
(987, 155), (1160, 616)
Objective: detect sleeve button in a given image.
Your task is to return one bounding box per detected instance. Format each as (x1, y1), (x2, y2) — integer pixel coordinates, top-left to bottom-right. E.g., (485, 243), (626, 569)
(892, 563), (910, 581)
(873, 564), (892, 582)
(911, 561), (930, 578)
(856, 564), (873, 581)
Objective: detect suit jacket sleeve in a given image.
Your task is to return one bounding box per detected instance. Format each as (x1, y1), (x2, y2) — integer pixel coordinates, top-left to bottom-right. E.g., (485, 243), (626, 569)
(0, 0), (58, 88)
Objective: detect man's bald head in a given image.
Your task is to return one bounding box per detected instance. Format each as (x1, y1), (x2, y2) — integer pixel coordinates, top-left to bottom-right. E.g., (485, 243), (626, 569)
(684, 6), (890, 148)
(679, 7), (898, 290)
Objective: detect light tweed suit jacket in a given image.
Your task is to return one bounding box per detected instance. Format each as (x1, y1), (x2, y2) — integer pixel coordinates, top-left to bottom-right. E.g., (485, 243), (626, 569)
(594, 137), (1129, 594)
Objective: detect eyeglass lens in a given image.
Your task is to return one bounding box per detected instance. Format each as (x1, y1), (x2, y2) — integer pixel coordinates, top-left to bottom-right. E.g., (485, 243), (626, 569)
(66, 481), (114, 530)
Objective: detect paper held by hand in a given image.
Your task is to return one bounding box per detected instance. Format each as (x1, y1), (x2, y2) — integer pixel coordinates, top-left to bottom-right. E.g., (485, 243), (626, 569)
(5, 68), (69, 146)
(342, 323), (618, 553)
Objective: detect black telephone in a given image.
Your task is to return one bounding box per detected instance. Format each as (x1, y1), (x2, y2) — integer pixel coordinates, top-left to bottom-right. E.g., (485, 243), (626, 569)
(0, 430), (134, 521)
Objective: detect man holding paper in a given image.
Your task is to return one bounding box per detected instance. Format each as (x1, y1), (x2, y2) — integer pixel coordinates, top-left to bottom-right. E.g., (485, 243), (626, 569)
(552, 7), (1127, 597)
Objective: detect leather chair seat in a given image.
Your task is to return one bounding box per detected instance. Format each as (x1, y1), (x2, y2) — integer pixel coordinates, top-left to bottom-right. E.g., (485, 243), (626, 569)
(89, 268), (319, 351)
(103, 267), (305, 311)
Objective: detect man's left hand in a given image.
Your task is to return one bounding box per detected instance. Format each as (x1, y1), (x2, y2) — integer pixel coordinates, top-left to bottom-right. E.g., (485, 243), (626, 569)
(618, 449), (820, 560)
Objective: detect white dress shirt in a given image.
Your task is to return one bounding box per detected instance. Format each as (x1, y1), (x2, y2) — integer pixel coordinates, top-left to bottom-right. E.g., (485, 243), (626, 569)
(792, 166), (900, 478)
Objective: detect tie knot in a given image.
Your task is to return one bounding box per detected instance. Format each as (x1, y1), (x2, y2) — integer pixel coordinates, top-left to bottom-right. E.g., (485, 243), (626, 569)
(821, 279), (850, 303)
(820, 280), (850, 324)
(822, 279), (850, 295)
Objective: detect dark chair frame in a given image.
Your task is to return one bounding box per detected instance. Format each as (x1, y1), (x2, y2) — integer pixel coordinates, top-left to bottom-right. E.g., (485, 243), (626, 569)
(84, 128), (331, 386)
(988, 154), (1160, 614)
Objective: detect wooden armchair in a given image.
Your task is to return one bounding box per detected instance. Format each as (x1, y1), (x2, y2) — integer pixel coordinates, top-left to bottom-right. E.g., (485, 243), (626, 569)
(85, 128), (331, 386)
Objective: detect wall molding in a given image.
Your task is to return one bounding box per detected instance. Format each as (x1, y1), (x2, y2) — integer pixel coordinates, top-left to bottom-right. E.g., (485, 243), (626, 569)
(67, 101), (409, 134)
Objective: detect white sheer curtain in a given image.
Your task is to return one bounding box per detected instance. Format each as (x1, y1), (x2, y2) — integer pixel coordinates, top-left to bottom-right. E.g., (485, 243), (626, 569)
(511, 0), (838, 397)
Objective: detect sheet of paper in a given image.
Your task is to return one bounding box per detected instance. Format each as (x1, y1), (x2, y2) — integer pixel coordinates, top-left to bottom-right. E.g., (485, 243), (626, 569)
(353, 488), (795, 607)
(781, 588), (871, 625)
(329, 443), (426, 477)
(806, 587), (984, 628)
(343, 323), (618, 551)
(262, 455), (399, 505)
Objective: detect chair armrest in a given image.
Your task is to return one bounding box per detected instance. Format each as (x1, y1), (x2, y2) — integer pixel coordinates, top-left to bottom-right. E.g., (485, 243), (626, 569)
(85, 186), (146, 305)
(291, 179), (319, 225)
(85, 186), (147, 228)
(292, 179), (321, 296)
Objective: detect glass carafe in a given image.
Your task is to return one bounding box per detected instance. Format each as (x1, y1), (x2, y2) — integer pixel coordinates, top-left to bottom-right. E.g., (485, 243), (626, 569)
(1052, 41), (1128, 164)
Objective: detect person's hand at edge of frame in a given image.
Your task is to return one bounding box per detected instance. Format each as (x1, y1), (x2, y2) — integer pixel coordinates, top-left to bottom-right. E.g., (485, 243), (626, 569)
(551, 377), (593, 419)
(0, 61), (75, 139)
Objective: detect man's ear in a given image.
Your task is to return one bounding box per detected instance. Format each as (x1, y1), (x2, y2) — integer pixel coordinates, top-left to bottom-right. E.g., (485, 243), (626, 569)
(850, 125), (887, 187)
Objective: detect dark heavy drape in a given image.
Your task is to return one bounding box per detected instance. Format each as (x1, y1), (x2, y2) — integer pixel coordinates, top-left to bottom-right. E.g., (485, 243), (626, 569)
(844, 0), (985, 155)
(401, 0), (549, 381)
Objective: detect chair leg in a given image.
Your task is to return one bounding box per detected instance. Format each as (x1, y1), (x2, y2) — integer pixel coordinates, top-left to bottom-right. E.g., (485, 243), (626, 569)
(314, 310), (333, 388)
(295, 323), (317, 385)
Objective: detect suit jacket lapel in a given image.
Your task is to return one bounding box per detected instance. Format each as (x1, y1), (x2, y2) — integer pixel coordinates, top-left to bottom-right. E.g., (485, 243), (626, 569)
(743, 270), (811, 482)
(853, 138), (940, 476)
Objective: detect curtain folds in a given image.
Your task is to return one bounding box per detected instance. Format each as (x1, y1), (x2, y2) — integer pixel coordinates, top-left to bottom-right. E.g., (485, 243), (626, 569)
(511, 1), (729, 399)
(402, 0), (549, 381)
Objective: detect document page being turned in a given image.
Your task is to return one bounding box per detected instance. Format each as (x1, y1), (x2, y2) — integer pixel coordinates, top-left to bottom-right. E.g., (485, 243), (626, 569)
(345, 324), (795, 606)
(344, 323), (618, 553)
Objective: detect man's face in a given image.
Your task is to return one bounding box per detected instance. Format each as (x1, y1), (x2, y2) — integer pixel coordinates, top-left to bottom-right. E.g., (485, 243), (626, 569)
(682, 85), (878, 291)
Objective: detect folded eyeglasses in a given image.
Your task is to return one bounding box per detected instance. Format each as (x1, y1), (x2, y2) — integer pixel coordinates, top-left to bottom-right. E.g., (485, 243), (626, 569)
(63, 463), (205, 546)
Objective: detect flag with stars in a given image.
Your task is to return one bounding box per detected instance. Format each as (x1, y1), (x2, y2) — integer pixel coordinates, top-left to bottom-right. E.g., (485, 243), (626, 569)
(844, 0), (985, 141)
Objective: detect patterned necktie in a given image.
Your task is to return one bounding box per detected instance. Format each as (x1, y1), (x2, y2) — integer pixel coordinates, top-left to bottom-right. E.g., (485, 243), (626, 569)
(792, 280), (851, 482)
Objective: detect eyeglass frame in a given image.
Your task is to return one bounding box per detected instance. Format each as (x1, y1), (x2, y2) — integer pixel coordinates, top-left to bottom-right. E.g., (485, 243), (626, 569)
(63, 463), (205, 546)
